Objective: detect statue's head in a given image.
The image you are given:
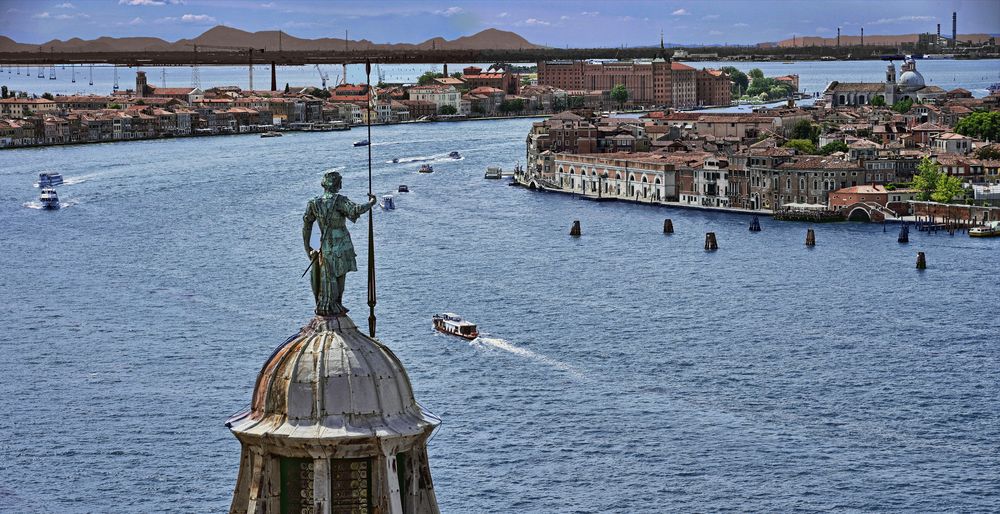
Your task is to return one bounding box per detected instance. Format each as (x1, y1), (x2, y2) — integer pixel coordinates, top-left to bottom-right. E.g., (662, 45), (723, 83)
(321, 171), (342, 192)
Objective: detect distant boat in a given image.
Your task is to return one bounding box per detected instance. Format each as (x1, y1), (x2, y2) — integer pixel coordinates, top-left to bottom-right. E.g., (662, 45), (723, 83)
(391, 157), (399, 163)
(260, 131), (282, 138)
(969, 221), (1000, 238)
(380, 194), (395, 210)
(39, 188), (60, 210)
(38, 172), (63, 187)
(432, 313), (479, 340)
(398, 184), (409, 193)
(485, 166), (502, 179)
(419, 164), (434, 173)
(353, 139), (370, 147)
(448, 151), (461, 159)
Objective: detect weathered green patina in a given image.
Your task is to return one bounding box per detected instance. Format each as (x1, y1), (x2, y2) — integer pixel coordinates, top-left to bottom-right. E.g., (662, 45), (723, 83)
(302, 171), (376, 316)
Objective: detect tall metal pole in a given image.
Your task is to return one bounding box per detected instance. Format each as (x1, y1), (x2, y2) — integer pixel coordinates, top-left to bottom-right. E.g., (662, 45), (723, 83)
(365, 58), (376, 338)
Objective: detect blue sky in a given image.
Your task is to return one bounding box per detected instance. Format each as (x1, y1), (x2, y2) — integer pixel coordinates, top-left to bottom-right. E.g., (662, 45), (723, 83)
(2, 0), (998, 46)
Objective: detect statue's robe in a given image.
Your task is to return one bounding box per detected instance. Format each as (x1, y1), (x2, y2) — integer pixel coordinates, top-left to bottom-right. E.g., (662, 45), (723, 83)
(303, 193), (370, 315)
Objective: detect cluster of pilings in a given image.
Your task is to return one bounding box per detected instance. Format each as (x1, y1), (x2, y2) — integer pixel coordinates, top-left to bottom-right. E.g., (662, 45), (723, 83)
(569, 219), (930, 268)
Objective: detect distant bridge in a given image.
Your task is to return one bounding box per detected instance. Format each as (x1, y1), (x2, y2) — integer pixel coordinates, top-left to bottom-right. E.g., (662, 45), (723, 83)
(1, 48), (661, 67)
(0, 45), (891, 67)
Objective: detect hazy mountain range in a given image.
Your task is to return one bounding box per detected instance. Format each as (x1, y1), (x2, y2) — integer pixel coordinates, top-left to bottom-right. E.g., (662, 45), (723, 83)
(0, 26), (542, 53)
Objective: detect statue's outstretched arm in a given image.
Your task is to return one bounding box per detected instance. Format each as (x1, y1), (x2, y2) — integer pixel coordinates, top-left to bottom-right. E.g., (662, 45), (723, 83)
(339, 194), (378, 222)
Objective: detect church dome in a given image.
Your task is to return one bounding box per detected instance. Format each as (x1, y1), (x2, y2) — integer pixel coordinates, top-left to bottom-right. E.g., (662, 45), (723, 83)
(897, 70), (925, 91)
(227, 315), (438, 442)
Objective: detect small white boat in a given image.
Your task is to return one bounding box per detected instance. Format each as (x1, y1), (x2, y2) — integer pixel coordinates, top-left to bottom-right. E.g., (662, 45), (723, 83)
(353, 139), (370, 147)
(398, 185), (409, 193)
(380, 194), (395, 210)
(260, 131), (282, 138)
(419, 164), (434, 173)
(448, 151), (461, 159)
(432, 313), (479, 340)
(391, 157), (400, 163)
(969, 221), (1000, 238)
(38, 172), (63, 187)
(39, 188), (60, 210)
(485, 166), (502, 179)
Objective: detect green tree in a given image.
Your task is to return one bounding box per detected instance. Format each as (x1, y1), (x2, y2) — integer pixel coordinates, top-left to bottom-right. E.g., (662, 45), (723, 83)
(284, 83), (290, 94)
(451, 72), (463, 79)
(870, 95), (885, 107)
(610, 83), (628, 108)
(307, 87), (331, 99)
(42, 92), (54, 100)
(499, 99), (524, 113)
(438, 104), (457, 115)
(108, 103), (121, 109)
(791, 119), (815, 140)
(819, 141), (849, 155)
(23, 109), (34, 117)
(136, 99), (145, 105)
(955, 111), (1000, 142)
(418, 71), (445, 86)
(783, 139), (817, 154)
(552, 97), (567, 112)
(1, 86), (7, 99)
(748, 68), (764, 80)
(912, 157), (941, 201)
(568, 96), (585, 109)
(974, 144), (1000, 160)
(891, 98), (913, 114)
(932, 172), (964, 203)
(719, 66), (748, 96)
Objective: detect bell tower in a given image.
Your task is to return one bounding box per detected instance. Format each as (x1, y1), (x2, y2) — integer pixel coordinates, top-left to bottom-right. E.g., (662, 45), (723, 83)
(884, 61), (896, 104)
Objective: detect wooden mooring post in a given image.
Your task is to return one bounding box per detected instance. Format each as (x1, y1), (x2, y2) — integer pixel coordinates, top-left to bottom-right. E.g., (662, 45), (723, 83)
(916, 252), (927, 270)
(704, 232), (718, 251)
(805, 228), (816, 246)
(570, 220), (581, 237)
(663, 219), (673, 234)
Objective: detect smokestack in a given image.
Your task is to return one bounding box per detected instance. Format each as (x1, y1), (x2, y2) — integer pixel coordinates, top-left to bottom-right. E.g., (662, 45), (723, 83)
(937, 23), (941, 40)
(860, 27), (864, 47)
(837, 27), (841, 47)
(952, 12), (957, 47)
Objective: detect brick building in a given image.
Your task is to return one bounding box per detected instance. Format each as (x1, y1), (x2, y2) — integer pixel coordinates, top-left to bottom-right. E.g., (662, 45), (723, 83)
(696, 69), (732, 107)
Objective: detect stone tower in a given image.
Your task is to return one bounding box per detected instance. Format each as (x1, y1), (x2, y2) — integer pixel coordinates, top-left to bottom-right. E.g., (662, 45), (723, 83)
(227, 314), (441, 514)
(135, 70), (148, 98)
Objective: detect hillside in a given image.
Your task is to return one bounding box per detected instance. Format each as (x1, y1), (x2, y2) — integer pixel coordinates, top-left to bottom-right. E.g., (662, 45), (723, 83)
(0, 26), (542, 53)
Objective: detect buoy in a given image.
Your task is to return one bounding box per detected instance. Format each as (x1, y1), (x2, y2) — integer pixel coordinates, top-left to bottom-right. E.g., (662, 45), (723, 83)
(805, 228), (816, 246)
(570, 220), (581, 237)
(898, 225), (909, 243)
(704, 232), (718, 251)
(916, 252), (926, 270)
(663, 219), (673, 234)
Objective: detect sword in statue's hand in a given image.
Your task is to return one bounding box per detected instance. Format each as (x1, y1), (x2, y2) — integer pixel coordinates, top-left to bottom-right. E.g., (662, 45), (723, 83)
(301, 249), (322, 278)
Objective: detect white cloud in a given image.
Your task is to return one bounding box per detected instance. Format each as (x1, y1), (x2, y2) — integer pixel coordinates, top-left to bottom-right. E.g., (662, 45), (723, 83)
(519, 18), (550, 26)
(619, 16), (636, 22)
(120, 0), (184, 5)
(181, 13), (216, 22)
(260, 2), (275, 7)
(580, 11), (599, 16)
(870, 15), (935, 25)
(733, 22), (749, 27)
(55, 2), (75, 8)
(126, 16), (144, 25)
(672, 8), (690, 16)
(702, 14), (720, 20)
(33, 11), (50, 18)
(433, 6), (463, 16)
(560, 15), (570, 21)
(498, 12), (508, 18)
(709, 30), (724, 36)
(55, 12), (89, 19)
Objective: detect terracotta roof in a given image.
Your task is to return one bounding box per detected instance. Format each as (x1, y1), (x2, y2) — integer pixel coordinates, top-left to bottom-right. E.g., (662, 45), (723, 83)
(670, 62), (695, 71)
(827, 82), (885, 93)
(149, 87), (196, 95)
(777, 157), (862, 170)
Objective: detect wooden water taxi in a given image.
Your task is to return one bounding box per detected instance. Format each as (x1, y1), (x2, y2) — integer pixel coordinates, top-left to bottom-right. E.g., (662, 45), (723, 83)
(969, 221), (1000, 238)
(432, 313), (479, 340)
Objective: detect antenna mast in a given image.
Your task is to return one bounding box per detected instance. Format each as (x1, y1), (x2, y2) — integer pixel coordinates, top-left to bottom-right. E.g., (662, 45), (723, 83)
(365, 58), (376, 338)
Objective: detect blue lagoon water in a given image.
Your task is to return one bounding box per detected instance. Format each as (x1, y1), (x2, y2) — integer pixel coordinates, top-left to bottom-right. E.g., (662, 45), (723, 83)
(1, 118), (999, 512)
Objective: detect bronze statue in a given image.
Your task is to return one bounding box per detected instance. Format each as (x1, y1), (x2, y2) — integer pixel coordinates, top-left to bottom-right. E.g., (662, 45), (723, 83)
(302, 171), (377, 316)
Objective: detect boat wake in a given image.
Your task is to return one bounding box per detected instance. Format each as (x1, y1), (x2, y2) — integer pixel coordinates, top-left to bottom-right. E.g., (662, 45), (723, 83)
(471, 336), (584, 379)
(23, 200), (75, 209)
(386, 153), (464, 165)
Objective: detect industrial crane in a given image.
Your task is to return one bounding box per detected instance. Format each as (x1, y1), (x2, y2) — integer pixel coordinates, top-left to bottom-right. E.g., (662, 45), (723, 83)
(314, 64), (330, 89)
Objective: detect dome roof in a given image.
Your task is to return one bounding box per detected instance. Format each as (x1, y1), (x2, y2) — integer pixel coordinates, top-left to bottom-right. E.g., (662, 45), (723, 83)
(227, 315), (437, 442)
(897, 70), (925, 91)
